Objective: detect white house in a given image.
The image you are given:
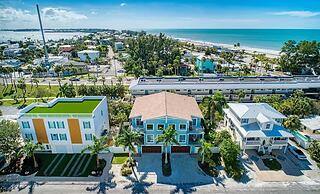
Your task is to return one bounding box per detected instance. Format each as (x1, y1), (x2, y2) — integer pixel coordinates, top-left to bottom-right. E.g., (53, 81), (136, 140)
(77, 50), (100, 62)
(224, 103), (293, 154)
(18, 96), (109, 153)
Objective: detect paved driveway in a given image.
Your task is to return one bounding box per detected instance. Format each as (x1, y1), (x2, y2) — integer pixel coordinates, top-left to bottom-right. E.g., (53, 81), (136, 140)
(135, 154), (215, 185)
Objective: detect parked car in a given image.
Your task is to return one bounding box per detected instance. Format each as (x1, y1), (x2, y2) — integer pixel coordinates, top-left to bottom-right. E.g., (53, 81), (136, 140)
(117, 69), (125, 73)
(288, 145), (307, 160)
(69, 77), (80, 82)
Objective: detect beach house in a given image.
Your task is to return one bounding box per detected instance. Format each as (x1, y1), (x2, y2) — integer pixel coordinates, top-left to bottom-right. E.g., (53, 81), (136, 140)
(195, 55), (216, 73)
(129, 92), (204, 154)
(223, 103), (293, 153)
(18, 96), (109, 153)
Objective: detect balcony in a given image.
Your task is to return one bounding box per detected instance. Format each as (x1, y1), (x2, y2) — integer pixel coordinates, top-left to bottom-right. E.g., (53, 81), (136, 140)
(245, 140), (261, 146)
(273, 140), (288, 145)
(189, 125), (203, 133)
(188, 134), (203, 145)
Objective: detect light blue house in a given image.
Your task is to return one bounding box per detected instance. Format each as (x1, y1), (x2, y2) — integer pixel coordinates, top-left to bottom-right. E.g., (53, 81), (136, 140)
(195, 55), (216, 73)
(129, 92), (204, 154)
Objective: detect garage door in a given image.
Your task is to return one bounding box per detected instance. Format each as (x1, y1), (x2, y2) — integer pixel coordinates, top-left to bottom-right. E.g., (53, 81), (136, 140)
(171, 146), (190, 153)
(142, 146), (161, 153)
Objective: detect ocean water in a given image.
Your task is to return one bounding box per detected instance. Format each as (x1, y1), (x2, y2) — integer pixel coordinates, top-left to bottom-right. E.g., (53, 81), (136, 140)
(147, 29), (320, 51)
(0, 31), (88, 42)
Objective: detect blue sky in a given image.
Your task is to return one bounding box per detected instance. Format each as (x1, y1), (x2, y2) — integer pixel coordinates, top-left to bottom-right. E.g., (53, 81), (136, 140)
(0, 0), (320, 29)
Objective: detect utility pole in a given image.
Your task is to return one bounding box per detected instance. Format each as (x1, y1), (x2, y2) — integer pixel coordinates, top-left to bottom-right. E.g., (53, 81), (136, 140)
(36, 4), (49, 68)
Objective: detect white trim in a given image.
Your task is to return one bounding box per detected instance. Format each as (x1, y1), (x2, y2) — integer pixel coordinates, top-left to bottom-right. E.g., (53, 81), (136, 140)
(146, 123), (154, 131)
(179, 134), (186, 143)
(146, 134), (154, 143)
(157, 123), (165, 131)
(168, 123), (176, 130)
(179, 123), (187, 131)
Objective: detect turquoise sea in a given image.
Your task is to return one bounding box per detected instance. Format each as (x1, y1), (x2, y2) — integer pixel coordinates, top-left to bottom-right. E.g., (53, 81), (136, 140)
(147, 29), (320, 51)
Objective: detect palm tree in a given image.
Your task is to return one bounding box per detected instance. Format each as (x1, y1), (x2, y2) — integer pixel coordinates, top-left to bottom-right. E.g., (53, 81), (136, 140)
(156, 126), (179, 164)
(32, 78), (39, 88)
(81, 135), (109, 167)
(100, 76), (106, 86)
(17, 78), (27, 104)
(198, 139), (212, 164)
(18, 140), (44, 168)
(237, 90), (246, 102)
(115, 128), (142, 162)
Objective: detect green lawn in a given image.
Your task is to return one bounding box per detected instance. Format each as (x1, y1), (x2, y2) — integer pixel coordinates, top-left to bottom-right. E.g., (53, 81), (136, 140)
(112, 153), (128, 164)
(27, 99), (101, 114)
(36, 153), (97, 177)
(0, 84), (60, 99)
(262, 158), (282, 171)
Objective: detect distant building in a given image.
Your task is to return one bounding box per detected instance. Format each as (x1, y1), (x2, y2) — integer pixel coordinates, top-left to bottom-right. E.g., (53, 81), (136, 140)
(114, 42), (124, 51)
(59, 45), (74, 53)
(195, 55), (216, 73)
(99, 38), (111, 46)
(3, 47), (23, 57)
(300, 116), (320, 134)
(18, 96), (109, 153)
(34, 56), (68, 67)
(0, 59), (22, 68)
(129, 92), (204, 154)
(224, 103), (293, 153)
(77, 50), (100, 62)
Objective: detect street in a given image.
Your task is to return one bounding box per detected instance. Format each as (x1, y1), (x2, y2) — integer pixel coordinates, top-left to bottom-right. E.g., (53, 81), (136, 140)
(1, 180), (320, 194)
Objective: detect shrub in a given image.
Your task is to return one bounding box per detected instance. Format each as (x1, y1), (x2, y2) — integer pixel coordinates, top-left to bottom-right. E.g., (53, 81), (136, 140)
(308, 141), (320, 163)
(258, 151), (264, 156)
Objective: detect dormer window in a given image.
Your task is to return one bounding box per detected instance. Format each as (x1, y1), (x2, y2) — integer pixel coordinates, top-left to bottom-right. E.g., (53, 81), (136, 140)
(241, 119), (249, 124)
(266, 123), (271, 129)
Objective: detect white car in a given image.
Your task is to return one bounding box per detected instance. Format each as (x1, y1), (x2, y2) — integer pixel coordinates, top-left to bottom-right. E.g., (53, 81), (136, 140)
(288, 145), (307, 160)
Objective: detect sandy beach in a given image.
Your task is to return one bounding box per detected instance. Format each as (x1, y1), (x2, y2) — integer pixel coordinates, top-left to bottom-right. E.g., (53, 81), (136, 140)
(176, 38), (280, 58)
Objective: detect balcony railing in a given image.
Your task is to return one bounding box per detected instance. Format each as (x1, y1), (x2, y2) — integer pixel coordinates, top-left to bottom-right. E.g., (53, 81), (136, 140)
(189, 125), (203, 132)
(273, 140), (288, 144)
(245, 141), (261, 145)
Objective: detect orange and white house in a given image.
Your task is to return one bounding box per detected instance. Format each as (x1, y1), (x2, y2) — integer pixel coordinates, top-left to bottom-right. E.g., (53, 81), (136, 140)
(17, 96), (109, 153)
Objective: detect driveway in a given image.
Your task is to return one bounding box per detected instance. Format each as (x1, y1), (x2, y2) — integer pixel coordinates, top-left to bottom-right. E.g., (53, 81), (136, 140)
(244, 149), (316, 182)
(135, 154), (215, 185)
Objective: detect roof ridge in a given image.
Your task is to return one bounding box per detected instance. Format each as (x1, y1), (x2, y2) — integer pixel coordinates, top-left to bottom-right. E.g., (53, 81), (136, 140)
(164, 92), (168, 117)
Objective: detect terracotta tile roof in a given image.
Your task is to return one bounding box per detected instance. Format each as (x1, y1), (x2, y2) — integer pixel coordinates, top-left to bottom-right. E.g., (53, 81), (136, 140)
(129, 92), (203, 121)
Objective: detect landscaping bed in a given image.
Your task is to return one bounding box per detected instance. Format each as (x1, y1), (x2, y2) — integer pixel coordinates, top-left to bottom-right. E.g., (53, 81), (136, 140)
(112, 153), (129, 164)
(197, 153), (221, 177)
(162, 153), (171, 176)
(262, 158), (282, 171)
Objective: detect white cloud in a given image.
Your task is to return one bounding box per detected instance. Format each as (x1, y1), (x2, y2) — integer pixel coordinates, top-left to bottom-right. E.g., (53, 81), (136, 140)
(0, 7), (35, 22)
(272, 11), (320, 17)
(120, 3), (126, 7)
(42, 7), (88, 21)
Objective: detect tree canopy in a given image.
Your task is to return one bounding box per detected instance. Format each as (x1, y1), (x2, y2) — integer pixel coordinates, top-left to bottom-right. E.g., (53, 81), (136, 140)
(0, 120), (21, 162)
(124, 33), (182, 77)
(278, 40), (320, 75)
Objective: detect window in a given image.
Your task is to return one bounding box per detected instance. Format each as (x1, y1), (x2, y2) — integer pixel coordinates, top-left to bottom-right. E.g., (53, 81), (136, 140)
(275, 118), (283, 123)
(146, 124), (153, 131)
(266, 123), (271, 129)
(179, 135), (186, 143)
(192, 118), (197, 126)
(56, 121), (65, 129)
(157, 124), (164, 130)
(51, 134), (59, 141)
(169, 124), (176, 130)
(241, 119), (249, 124)
(85, 134), (93, 141)
(21, 121), (30, 129)
(48, 121), (56, 129)
(101, 110), (103, 116)
(136, 119), (143, 126)
(179, 124), (187, 130)
(59, 134), (67, 141)
(83, 121), (91, 129)
(25, 133), (33, 140)
(146, 135), (154, 143)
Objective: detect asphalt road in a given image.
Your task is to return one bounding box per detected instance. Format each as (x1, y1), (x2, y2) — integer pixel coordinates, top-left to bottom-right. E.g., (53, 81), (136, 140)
(1, 181), (320, 194)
